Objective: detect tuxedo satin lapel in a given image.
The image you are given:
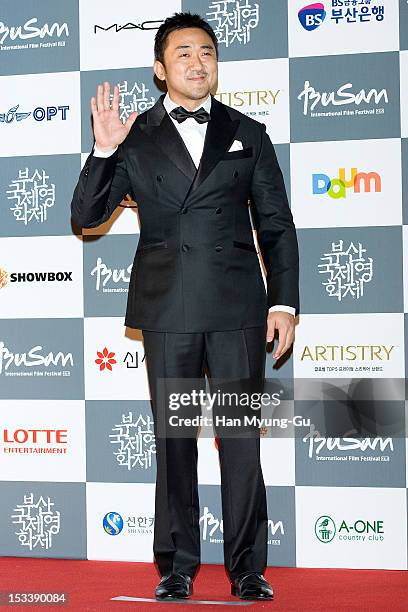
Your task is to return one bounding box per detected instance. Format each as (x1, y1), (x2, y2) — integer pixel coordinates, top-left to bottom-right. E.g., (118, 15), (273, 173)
(139, 96), (197, 183)
(188, 96), (240, 196)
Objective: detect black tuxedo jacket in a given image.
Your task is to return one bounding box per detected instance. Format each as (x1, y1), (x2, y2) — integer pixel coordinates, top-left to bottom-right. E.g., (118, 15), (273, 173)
(71, 94), (299, 332)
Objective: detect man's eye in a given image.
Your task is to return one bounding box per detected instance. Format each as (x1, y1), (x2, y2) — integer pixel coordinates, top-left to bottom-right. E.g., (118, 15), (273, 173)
(180, 53), (189, 57)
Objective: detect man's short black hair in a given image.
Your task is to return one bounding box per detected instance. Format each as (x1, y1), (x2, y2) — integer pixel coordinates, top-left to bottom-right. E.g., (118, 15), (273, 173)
(154, 11), (218, 64)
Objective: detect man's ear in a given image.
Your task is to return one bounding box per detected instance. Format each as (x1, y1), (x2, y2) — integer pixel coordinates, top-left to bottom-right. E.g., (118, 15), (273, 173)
(154, 60), (166, 82)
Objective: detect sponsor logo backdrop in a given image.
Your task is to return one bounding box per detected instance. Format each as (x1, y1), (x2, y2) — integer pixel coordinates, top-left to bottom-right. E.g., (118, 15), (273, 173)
(0, 0), (407, 570)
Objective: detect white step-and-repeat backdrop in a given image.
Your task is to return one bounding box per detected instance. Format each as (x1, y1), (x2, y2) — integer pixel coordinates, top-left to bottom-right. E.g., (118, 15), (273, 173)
(0, 0), (407, 570)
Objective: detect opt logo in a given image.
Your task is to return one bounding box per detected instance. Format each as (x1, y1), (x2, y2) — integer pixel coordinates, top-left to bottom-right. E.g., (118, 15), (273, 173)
(298, 3), (326, 31)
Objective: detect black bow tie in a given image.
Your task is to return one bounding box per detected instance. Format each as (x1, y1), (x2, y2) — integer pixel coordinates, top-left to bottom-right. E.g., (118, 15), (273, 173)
(169, 106), (211, 124)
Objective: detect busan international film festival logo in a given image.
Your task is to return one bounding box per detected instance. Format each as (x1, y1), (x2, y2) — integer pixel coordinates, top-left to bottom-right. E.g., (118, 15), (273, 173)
(12, 493), (61, 551)
(0, 0), (79, 75)
(109, 411), (156, 471)
(298, 1), (385, 31)
(182, 0), (287, 60)
(103, 511), (154, 537)
(200, 502), (286, 548)
(318, 239), (373, 301)
(6, 167), (55, 226)
(315, 515), (385, 544)
(303, 424), (394, 462)
(206, 0), (260, 47)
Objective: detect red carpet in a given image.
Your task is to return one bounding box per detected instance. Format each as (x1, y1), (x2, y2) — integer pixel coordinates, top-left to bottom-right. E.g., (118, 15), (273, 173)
(0, 558), (407, 611)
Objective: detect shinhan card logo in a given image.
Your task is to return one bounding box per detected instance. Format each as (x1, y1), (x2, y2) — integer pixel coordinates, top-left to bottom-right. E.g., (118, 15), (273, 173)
(298, 3), (326, 31)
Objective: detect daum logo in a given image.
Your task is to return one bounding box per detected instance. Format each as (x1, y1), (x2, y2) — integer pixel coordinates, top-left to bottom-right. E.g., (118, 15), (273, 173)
(0, 104), (70, 125)
(315, 515), (385, 543)
(315, 515), (336, 543)
(298, 80), (388, 116)
(313, 168), (382, 199)
(103, 512), (123, 536)
(298, 3), (326, 31)
(0, 17), (69, 45)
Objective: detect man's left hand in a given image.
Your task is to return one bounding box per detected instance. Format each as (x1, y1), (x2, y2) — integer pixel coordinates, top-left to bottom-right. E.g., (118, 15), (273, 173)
(266, 311), (295, 359)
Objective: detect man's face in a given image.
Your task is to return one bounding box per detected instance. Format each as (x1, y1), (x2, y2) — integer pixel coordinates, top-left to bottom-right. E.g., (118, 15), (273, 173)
(154, 27), (218, 106)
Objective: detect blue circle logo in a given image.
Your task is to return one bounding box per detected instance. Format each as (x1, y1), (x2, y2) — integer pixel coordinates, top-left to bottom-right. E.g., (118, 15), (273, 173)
(103, 511), (124, 535)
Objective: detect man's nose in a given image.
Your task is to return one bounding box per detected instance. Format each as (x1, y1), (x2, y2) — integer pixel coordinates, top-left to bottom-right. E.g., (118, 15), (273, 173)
(189, 54), (205, 71)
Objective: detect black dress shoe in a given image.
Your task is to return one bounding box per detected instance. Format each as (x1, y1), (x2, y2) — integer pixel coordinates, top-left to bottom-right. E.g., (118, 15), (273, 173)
(155, 572), (193, 599)
(231, 572), (274, 600)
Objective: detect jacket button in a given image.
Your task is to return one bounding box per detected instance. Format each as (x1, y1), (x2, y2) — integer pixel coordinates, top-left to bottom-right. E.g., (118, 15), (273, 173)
(215, 207), (222, 214)
(156, 175), (163, 182)
(215, 245), (223, 252)
(233, 170), (239, 178)
(179, 207), (188, 214)
(181, 243), (190, 252)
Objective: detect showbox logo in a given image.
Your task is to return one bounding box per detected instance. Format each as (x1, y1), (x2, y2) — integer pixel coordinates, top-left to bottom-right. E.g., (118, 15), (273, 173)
(0, 269), (73, 288)
(298, 3), (326, 31)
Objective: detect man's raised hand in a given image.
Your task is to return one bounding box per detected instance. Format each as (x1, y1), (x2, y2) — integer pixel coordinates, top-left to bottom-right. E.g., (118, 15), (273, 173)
(91, 81), (137, 152)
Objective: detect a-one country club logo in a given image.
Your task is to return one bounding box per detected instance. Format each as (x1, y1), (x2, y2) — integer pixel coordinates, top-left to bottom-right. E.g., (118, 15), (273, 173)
(298, 3), (326, 31)
(103, 511), (124, 535)
(315, 515), (336, 543)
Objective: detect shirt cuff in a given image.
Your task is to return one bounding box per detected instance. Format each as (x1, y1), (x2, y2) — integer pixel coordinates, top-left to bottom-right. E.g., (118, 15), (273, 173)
(268, 305), (296, 317)
(93, 144), (118, 158)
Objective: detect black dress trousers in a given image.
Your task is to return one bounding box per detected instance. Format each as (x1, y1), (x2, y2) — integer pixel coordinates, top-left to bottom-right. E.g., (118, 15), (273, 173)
(141, 322), (268, 580)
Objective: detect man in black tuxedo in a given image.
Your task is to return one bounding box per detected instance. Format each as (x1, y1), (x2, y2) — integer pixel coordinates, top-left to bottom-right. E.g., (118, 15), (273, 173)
(71, 12), (299, 602)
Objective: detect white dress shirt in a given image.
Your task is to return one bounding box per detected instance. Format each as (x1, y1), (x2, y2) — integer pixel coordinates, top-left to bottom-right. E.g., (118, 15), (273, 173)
(93, 93), (295, 317)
